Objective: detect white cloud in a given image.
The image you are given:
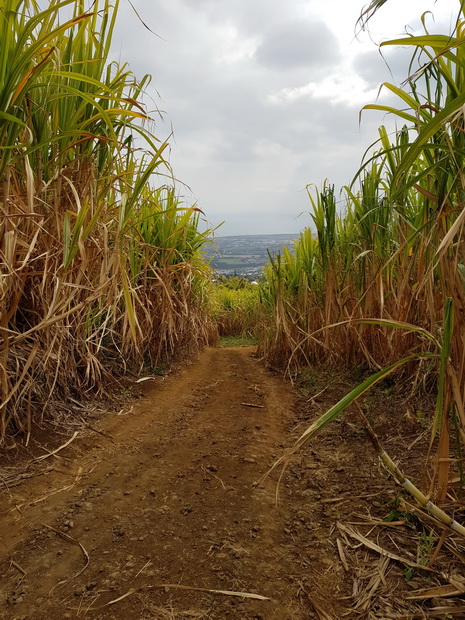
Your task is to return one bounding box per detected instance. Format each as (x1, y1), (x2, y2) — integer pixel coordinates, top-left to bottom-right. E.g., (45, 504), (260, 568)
(267, 73), (384, 107)
(212, 25), (257, 66)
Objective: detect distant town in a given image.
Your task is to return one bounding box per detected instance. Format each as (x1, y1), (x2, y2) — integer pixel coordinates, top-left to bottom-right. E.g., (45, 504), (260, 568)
(204, 233), (300, 278)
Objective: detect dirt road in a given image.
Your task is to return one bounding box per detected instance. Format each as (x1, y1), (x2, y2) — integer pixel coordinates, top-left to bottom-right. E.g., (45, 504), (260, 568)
(2, 346), (449, 619)
(1, 347), (325, 619)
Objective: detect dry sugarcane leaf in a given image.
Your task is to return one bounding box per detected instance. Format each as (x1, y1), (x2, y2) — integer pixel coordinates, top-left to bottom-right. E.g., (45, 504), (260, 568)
(337, 538), (349, 572)
(447, 574), (465, 590)
(34, 431), (79, 461)
(305, 593), (336, 620)
(42, 523), (89, 591)
(405, 583), (465, 600)
(72, 583), (270, 611)
(76, 588), (136, 611)
(429, 606), (465, 614)
(346, 519), (406, 527)
(352, 555), (389, 612)
(147, 583), (270, 600)
(337, 522), (437, 572)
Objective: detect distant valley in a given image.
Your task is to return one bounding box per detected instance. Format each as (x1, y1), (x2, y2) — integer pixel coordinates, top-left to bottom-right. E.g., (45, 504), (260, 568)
(204, 233), (299, 278)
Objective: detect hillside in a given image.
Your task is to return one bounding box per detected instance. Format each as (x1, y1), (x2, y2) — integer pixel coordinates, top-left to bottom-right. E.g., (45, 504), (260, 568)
(205, 234), (299, 277)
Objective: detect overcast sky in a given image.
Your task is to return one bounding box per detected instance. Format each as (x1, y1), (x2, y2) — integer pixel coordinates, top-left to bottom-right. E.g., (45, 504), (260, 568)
(112, 0), (459, 236)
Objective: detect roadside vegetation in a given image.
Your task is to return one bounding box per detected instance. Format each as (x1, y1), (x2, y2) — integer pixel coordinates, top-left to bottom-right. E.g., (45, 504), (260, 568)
(0, 0), (214, 444)
(258, 1), (465, 508)
(209, 276), (261, 340)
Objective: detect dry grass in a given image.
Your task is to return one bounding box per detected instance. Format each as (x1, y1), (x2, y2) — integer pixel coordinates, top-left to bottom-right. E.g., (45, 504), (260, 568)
(0, 0), (215, 444)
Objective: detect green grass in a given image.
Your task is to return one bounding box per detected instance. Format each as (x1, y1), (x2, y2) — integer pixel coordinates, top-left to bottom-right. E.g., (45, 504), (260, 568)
(219, 335), (258, 348)
(210, 282), (261, 337)
(217, 258), (248, 265)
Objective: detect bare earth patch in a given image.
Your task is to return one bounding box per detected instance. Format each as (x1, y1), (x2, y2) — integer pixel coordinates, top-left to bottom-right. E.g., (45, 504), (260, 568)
(1, 347), (464, 619)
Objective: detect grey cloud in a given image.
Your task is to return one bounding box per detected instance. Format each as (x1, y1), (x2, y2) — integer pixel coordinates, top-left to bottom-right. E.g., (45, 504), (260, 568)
(179, 0), (299, 35)
(254, 19), (341, 70)
(111, 0), (442, 236)
(353, 48), (415, 88)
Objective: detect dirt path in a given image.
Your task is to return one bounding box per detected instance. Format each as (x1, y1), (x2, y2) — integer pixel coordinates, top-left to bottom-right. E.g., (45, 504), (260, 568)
(2, 346), (457, 619)
(1, 347), (319, 619)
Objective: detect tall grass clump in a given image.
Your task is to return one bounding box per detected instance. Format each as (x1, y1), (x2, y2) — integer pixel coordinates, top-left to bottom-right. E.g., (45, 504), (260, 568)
(260, 1), (465, 501)
(0, 0), (214, 443)
(210, 277), (261, 338)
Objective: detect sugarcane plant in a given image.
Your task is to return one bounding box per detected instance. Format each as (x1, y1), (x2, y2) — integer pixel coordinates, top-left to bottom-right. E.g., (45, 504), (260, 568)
(0, 0), (214, 443)
(260, 0), (465, 504)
